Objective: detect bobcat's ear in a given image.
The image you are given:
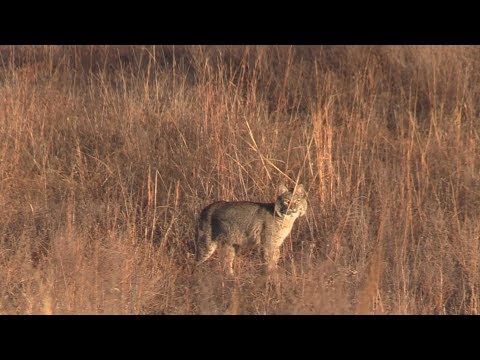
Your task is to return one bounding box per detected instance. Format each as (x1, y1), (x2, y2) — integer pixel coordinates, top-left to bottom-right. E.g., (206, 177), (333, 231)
(295, 184), (306, 196)
(277, 184), (289, 196)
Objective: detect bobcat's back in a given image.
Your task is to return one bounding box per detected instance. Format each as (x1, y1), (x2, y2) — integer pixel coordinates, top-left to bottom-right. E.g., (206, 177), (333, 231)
(199, 201), (275, 246)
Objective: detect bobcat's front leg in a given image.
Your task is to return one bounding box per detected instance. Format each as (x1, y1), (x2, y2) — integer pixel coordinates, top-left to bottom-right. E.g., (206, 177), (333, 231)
(262, 240), (281, 273)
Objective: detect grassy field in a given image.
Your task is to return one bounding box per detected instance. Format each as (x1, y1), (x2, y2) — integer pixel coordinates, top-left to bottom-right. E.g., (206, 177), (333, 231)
(0, 45), (479, 314)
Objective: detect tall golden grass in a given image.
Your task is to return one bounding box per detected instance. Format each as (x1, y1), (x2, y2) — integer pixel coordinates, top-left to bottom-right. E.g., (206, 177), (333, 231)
(0, 45), (479, 314)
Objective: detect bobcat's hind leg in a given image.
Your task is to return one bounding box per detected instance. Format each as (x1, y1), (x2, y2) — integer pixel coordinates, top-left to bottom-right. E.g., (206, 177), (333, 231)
(221, 244), (236, 276)
(195, 229), (218, 266)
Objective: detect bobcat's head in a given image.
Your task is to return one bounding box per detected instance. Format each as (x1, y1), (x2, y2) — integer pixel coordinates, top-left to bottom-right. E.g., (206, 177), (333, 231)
(274, 184), (307, 218)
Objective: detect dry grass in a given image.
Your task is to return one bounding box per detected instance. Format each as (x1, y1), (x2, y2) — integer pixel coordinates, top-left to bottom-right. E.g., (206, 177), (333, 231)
(1, 45), (479, 314)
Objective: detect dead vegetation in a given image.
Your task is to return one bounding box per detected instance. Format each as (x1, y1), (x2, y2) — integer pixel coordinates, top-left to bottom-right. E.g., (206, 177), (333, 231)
(0, 45), (479, 314)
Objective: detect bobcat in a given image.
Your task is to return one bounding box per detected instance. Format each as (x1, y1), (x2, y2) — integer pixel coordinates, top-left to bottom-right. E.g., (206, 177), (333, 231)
(195, 184), (307, 275)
